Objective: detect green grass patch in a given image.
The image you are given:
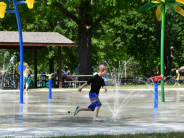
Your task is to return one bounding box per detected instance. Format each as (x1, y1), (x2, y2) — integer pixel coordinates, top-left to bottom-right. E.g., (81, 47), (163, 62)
(36, 131), (184, 138)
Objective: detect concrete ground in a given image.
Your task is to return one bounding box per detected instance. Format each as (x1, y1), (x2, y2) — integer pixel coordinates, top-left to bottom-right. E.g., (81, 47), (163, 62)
(0, 88), (184, 137)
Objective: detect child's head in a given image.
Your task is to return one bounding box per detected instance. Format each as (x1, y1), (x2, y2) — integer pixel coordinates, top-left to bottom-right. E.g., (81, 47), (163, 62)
(98, 64), (108, 77)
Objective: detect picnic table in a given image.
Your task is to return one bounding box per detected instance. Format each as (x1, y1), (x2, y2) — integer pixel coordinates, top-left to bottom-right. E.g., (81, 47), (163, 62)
(64, 75), (93, 88)
(64, 75), (110, 88)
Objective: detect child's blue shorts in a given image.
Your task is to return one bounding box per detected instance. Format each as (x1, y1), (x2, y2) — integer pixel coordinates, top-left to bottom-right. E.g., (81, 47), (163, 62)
(88, 93), (102, 111)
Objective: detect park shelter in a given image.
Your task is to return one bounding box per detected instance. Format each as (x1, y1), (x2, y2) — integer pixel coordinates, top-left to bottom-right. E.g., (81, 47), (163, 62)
(0, 31), (75, 88)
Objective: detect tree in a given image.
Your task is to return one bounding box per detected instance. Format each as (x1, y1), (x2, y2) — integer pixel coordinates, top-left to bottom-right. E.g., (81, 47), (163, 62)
(47, 0), (130, 75)
(0, 1), (79, 74)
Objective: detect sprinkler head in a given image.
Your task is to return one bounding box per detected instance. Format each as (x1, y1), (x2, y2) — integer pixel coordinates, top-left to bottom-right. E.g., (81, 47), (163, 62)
(26, 0), (34, 9)
(68, 111), (70, 113)
(151, 75), (163, 82)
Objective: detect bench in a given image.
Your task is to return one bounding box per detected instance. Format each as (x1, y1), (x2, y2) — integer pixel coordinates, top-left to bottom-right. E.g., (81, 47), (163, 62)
(64, 80), (87, 88)
(64, 75), (111, 88)
(64, 80), (111, 88)
(63, 75), (92, 88)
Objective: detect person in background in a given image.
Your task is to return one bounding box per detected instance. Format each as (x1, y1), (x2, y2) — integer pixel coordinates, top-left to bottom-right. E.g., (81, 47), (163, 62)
(63, 66), (73, 86)
(173, 69), (180, 87)
(23, 65), (30, 91)
(57, 68), (66, 86)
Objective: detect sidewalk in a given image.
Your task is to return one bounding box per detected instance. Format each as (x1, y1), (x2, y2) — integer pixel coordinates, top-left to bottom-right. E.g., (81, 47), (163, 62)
(0, 89), (183, 137)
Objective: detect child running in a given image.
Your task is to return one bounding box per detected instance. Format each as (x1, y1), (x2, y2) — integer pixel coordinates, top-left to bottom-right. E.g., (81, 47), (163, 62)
(73, 64), (108, 122)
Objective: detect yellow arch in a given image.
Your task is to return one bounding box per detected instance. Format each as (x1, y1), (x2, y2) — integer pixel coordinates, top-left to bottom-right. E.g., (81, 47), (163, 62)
(15, 62), (28, 74)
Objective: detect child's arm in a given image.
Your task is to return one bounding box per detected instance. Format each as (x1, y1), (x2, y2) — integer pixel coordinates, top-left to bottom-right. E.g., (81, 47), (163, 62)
(78, 82), (88, 92)
(103, 86), (107, 93)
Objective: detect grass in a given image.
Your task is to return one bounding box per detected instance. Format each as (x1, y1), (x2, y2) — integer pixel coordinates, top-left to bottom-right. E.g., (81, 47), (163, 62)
(27, 132), (184, 138)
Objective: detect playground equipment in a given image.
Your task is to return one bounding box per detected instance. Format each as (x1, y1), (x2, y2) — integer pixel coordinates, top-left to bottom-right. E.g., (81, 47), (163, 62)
(46, 73), (55, 99)
(151, 75), (163, 108)
(26, 0), (34, 9)
(15, 62), (29, 75)
(41, 72), (56, 88)
(0, 2), (7, 18)
(1, 0), (34, 104)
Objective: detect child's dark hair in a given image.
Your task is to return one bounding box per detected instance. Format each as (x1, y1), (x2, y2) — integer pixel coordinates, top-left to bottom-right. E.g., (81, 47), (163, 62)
(98, 64), (108, 72)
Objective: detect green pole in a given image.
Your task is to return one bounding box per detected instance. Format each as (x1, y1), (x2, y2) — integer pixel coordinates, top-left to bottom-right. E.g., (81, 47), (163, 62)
(161, 5), (165, 102)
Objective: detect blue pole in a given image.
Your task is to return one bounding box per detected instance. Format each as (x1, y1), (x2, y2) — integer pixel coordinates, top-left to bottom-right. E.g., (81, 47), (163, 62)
(7, 0), (9, 10)
(154, 81), (158, 108)
(12, 0), (24, 104)
(6, 10), (16, 13)
(49, 78), (52, 99)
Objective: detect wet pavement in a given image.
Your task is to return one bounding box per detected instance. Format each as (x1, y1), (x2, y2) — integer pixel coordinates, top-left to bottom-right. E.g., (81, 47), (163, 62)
(0, 88), (184, 137)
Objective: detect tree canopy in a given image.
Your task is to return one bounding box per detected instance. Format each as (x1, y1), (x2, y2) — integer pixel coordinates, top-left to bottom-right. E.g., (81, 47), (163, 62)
(1, 0), (184, 77)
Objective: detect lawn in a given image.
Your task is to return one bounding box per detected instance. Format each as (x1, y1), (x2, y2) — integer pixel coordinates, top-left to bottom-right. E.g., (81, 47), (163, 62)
(38, 132), (184, 138)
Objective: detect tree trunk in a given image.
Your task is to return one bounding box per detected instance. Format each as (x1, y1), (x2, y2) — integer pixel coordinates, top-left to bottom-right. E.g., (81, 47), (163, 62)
(165, 47), (173, 76)
(78, 24), (92, 75)
(49, 47), (54, 74)
(164, 41), (173, 76)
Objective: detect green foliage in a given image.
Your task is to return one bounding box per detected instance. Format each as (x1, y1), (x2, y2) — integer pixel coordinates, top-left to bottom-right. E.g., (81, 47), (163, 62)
(1, 0), (184, 77)
(139, 3), (162, 12)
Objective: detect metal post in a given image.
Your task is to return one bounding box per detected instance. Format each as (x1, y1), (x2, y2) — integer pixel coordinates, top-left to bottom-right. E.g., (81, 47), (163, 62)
(58, 46), (62, 88)
(12, 0), (24, 104)
(154, 81), (158, 108)
(161, 5), (165, 102)
(49, 78), (52, 99)
(34, 47), (37, 88)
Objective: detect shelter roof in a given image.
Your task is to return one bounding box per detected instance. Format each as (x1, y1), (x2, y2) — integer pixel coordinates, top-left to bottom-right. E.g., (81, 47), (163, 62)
(0, 31), (75, 49)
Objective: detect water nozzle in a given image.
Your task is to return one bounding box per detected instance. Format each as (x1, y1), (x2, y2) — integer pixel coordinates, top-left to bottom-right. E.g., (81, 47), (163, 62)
(46, 73), (55, 79)
(26, 0), (34, 9)
(0, 2), (7, 18)
(151, 75), (163, 82)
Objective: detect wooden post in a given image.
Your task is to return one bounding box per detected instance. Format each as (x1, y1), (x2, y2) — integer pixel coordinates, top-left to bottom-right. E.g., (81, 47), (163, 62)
(17, 48), (20, 89)
(49, 47), (54, 74)
(34, 47), (37, 88)
(58, 46), (62, 88)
